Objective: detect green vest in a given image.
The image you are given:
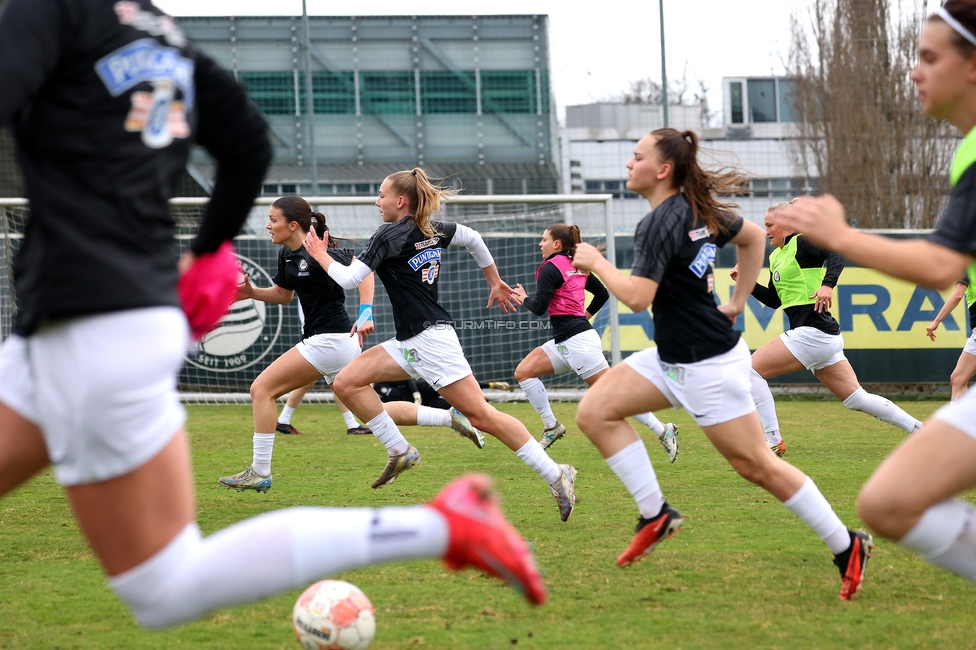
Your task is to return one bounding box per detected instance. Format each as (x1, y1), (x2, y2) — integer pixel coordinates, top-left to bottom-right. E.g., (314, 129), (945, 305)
(966, 269), (976, 309)
(768, 235), (824, 309)
(950, 126), (976, 288)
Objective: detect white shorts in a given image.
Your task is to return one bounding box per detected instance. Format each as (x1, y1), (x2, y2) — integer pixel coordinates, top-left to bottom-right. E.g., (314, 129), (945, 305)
(380, 325), (473, 391)
(964, 329), (976, 357)
(0, 307), (188, 486)
(542, 329), (610, 380)
(933, 388), (976, 441)
(780, 327), (847, 371)
(623, 338), (756, 427)
(296, 332), (361, 384)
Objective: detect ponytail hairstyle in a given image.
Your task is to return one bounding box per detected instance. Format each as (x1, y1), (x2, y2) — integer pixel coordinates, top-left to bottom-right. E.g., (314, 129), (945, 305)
(272, 196), (339, 248)
(650, 127), (748, 235)
(546, 223), (607, 259)
(385, 167), (456, 240)
(934, 0), (976, 57)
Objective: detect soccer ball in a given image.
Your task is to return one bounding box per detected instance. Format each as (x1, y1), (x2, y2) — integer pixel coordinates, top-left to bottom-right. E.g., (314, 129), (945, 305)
(292, 580), (376, 650)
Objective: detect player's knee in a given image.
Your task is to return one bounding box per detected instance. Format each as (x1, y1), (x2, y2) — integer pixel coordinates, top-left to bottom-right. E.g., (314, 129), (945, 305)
(513, 364), (531, 383)
(857, 482), (902, 540)
(727, 455), (772, 488)
(574, 400), (601, 435)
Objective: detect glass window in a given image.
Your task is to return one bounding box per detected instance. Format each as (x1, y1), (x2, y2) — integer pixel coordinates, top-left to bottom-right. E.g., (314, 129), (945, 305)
(481, 70), (534, 114)
(335, 184), (353, 195)
(354, 183), (372, 195)
(459, 178), (488, 194)
(239, 72), (296, 116)
(312, 72), (355, 114)
(730, 81), (744, 124)
(280, 184), (297, 194)
(751, 178), (769, 197)
(777, 79), (797, 123)
(360, 72), (415, 115)
(493, 179), (524, 195)
(421, 71), (477, 114)
(526, 178), (557, 194)
(262, 184), (279, 195)
(747, 79), (776, 123)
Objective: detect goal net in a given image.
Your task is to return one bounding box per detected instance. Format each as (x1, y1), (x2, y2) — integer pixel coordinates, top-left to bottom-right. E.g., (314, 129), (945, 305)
(0, 195), (623, 404)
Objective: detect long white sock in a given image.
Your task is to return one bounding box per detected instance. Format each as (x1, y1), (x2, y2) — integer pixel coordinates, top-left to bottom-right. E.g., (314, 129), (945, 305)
(417, 405), (451, 428)
(782, 477), (850, 554)
(606, 440), (664, 519)
(252, 433), (275, 476)
(750, 368), (783, 445)
(519, 378), (557, 429)
(632, 412), (666, 437)
(515, 438), (563, 484)
(109, 506), (448, 629)
(900, 498), (976, 581)
(843, 387), (921, 433)
(278, 405), (296, 425)
(342, 411), (358, 428)
(366, 411), (409, 456)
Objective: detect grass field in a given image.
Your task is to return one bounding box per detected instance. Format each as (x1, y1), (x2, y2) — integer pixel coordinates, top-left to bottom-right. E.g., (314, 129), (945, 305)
(1, 399), (974, 649)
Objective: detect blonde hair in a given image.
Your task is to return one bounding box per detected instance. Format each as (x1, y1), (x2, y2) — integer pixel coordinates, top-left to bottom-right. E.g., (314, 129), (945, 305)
(765, 198), (798, 214)
(386, 168), (456, 239)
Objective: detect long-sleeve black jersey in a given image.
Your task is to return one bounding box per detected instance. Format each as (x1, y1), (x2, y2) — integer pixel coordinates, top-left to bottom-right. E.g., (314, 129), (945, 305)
(0, 0), (271, 335)
(750, 234), (842, 335)
(522, 257), (609, 343)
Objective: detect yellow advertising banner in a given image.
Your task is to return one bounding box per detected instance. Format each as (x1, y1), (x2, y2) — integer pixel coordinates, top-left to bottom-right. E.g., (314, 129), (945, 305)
(595, 268), (969, 352)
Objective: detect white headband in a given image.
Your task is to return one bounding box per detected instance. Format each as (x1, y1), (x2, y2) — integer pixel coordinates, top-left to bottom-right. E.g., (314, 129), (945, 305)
(938, 7), (976, 48)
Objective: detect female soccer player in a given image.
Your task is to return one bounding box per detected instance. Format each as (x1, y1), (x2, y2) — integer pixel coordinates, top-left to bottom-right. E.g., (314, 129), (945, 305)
(731, 201), (922, 456)
(219, 197), (482, 493)
(510, 223), (679, 462)
(774, 0), (976, 585)
(571, 128), (872, 600)
(0, 0), (545, 629)
(925, 272), (976, 400)
(304, 168), (578, 521)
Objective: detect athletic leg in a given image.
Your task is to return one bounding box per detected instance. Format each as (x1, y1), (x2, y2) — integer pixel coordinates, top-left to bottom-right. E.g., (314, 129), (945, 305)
(750, 337), (805, 454)
(949, 349), (976, 401)
(278, 379), (315, 432)
(0, 403), (50, 498)
(816, 360), (922, 432)
(514, 347), (558, 430)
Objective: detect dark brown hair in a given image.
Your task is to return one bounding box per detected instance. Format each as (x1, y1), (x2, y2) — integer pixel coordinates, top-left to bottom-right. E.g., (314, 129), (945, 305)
(385, 167), (456, 240)
(650, 128), (747, 235)
(272, 196), (338, 248)
(934, 0), (976, 56)
(546, 223), (606, 258)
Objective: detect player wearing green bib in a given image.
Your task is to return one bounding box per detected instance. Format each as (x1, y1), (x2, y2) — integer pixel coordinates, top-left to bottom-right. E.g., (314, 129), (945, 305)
(732, 202), (923, 458)
(775, 0), (976, 586)
(925, 269), (976, 399)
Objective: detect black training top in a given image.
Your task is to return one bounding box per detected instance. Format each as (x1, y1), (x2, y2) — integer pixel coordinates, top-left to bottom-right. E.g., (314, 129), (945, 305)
(357, 216), (458, 341)
(522, 252), (610, 343)
(931, 162), (976, 257)
(750, 234), (843, 335)
(274, 247), (355, 338)
(0, 0), (271, 336)
(631, 193), (744, 364)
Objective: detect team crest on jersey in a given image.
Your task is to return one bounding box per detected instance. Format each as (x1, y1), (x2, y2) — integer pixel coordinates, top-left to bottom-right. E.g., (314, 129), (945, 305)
(773, 271), (781, 282)
(408, 248), (442, 271)
(422, 261), (440, 284)
(95, 39), (195, 148)
(299, 258), (309, 271)
(688, 226), (711, 242)
(689, 243), (717, 278)
(114, 2), (187, 47)
(414, 237), (440, 250)
(186, 253), (283, 374)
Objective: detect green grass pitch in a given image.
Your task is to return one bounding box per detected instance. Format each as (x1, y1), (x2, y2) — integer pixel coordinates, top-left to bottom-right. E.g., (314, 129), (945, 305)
(1, 400), (974, 649)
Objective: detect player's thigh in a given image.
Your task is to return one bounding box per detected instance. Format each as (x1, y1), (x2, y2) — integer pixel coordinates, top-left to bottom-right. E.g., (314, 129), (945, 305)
(813, 359), (861, 400)
(751, 336), (804, 378)
(0, 402), (49, 497)
(952, 349), (976, 383)
(578, 362), (671, 422)
(66, 430), (194, 576)
(335, 343), (411, 389)
(252, 347), (322, 398)
(438, 374), (495, 421)
(514, 346), (556, 380)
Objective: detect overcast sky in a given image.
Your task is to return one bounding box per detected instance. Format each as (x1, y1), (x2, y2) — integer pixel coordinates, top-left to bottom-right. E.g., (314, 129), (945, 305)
(155, 0), (944, 124)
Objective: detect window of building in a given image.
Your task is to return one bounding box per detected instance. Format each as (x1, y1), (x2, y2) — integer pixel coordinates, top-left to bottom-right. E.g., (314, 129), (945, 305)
(730, 81), (744, 124)
(239, 72), (296, 116)
(354, 183), (372, 195)
(421, 71), (477, 114)
(312, 72), (355, 114)
(280, 184), (297, 194)
(360, 72), (415, 115)
(481, 71), (534, 114)
(335, 184), (353, 195)
(777, 78), (797, 123)
(747, 79), (777, 123)
(494, 178), (525, 195)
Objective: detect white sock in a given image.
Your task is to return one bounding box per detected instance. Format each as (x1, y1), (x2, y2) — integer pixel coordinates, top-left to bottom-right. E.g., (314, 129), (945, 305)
(782, 477), (850, 555)
(901, 498), (976, 581)
(109, 507), (448, 629)
(842, 387), (920, 433)
(366, 411), (409, 456)
(750, 368), (783, 445)
(417, 405), (452, 428)
(342, 411), (358, 429)
(252, 433), (275, 476)
(632, 412), (665, 437)
(515, 438), (563, 484)
(519, 378), (557, 429)
(278, 405), (296, 425)
(606, 440), (664, 519)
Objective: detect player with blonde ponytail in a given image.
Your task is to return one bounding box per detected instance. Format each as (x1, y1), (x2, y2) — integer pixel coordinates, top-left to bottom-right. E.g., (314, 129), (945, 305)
(305, 168), (578, 522)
